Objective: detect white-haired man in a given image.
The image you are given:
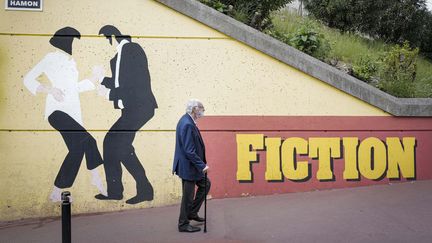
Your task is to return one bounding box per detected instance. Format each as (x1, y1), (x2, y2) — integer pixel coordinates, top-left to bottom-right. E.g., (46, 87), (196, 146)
(173, 99), (210, 233)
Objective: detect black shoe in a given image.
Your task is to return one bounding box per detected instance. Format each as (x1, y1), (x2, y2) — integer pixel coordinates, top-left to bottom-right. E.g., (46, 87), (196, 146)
(95, 194), (123, 200)
(179, 225), (201, 233)
(126, 193), (154, 204)
(127, 183), (154, 204)
(188, 215), (205, 222)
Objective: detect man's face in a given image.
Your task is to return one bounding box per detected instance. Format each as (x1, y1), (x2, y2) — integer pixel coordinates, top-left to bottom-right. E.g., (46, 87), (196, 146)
(195, 104), (205, 119)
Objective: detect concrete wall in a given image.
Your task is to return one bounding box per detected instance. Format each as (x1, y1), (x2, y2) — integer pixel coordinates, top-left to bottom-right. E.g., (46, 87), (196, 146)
(1, 0), (428, 222)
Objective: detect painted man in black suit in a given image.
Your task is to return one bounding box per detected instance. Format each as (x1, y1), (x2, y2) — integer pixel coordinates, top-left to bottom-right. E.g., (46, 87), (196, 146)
(95, 25), (158, 204)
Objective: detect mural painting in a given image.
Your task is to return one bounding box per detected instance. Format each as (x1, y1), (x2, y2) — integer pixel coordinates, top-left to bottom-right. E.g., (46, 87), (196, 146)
(22, 25), (157, 205)
(96, 25), (157, 204)
(23, 27), (106, 202)
(3, 0), (432, 223)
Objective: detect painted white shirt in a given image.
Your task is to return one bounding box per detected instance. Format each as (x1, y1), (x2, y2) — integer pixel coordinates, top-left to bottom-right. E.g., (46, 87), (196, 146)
(23, 51), (95, 125)
(114, 39), (129, 109)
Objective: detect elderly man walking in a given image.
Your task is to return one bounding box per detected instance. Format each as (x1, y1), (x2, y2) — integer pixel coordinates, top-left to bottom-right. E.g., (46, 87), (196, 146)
(173, 99), (210, 233)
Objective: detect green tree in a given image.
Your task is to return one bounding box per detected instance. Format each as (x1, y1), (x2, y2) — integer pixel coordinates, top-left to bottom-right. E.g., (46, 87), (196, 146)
(304, 0), (431, 57)
(200, 0), (293, 30)
(420, 11), (432, 59)
(303, 0), (358, 32)
(375, 0), (428, 46)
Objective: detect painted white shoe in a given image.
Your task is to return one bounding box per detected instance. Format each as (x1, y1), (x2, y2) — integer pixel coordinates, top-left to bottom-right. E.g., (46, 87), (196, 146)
(91, 170), (107, 196)
(49, 188), (62, 202)
(49, 187), (73, 202)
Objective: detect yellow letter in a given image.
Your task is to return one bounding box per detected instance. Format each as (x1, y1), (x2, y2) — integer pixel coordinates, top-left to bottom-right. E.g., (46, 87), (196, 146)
(387, 137), (416, 179)
(358, 137), (386, 180)
(265, 137), (282, 181)
(281, 137), (309, 181)
(309, 138), (341, 180)
(343, 137), (360, 180)
(236, 134), (264, 181)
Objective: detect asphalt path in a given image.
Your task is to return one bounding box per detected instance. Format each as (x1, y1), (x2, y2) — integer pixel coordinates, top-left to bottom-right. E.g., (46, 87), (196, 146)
(1, 180), (431, 243)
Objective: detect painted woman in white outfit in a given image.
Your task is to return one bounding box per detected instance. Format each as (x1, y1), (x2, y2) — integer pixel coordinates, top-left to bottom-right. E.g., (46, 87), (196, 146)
(23, 27), (107, 202)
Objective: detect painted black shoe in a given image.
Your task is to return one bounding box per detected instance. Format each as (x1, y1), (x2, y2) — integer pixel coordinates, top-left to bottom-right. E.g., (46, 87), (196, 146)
(126, 193), (154, 204)
(188, 215), (205, 222)
(126, 183), (154, 204)
(179, 225), (201, 233)
(94, 194), (123, 200)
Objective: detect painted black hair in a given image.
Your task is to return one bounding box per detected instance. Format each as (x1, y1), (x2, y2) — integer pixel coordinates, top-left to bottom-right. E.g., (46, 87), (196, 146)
(99, 25), (131, 45)
(49, 27), (81, 55)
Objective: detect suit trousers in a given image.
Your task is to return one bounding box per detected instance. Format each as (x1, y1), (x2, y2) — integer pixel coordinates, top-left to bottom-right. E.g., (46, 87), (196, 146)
(48, 110), (103, 188)
(103, 108), (154, 198)
(179, 177), (211, 228)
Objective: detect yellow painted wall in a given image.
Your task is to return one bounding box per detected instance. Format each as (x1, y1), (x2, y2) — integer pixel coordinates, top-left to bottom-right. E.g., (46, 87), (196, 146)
(0, 0), (388, 221)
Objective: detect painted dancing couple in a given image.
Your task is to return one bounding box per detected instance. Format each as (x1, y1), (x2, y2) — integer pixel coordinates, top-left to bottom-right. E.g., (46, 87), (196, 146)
(23, 26), (157, 205)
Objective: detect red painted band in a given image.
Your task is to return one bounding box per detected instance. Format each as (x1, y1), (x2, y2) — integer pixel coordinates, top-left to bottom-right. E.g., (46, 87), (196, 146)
(198, 116), (432, 131)
(198, 116), (432, 199)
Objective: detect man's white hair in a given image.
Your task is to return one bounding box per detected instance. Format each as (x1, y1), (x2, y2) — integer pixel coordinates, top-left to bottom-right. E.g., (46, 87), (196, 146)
(186, 99), (202, 114)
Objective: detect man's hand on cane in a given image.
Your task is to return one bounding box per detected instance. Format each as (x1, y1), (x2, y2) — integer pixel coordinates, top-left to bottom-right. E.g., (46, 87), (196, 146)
(203, 165), (209, 173)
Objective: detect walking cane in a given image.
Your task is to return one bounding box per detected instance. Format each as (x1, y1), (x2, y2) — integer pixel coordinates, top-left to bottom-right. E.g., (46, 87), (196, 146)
(204, 171), (207, 233)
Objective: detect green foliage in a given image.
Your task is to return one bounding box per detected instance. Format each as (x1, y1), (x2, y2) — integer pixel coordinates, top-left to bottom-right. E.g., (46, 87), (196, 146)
(303, 0), (432, 59)
(352, 55), (378, 82)
(272, 10), (432, 97)
(265, 28), (290, 44)
(288, 21), (331, 60)
(200, 0), (293, 30)
(375, 0), (429, 47)
(419, 11), (432, 60)
(303, 0), (358, 32)
(202, 1), (432, 98)
(267, 17), (331, 60)
(415, 58), (432, 97)
(378, 42), (419, 98)
(199, 0), (228, 13)
(212, 1), (227, 12)
(231, 7), (249, 23)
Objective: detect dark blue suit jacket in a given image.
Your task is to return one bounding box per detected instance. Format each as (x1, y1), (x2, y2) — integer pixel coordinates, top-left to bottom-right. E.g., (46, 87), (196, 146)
(173, 114), (207, 181)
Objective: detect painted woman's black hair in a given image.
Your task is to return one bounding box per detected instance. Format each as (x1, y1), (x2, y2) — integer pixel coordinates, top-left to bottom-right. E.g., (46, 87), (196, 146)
(49, 27), (81, 55)
(99, 25), (131, 45)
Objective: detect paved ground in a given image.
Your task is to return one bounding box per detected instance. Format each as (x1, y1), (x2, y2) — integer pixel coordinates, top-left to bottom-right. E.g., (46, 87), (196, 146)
(1, 180), (432, 243)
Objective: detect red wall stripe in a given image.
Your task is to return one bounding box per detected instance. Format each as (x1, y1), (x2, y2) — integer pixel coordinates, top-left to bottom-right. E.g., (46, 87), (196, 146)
(198, 116), (432, 198)
(198, 116), (432, 131)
